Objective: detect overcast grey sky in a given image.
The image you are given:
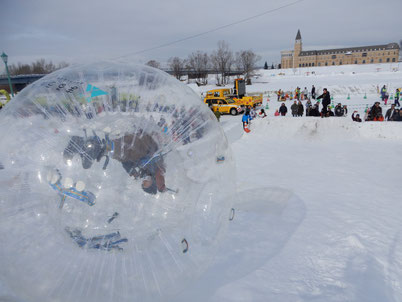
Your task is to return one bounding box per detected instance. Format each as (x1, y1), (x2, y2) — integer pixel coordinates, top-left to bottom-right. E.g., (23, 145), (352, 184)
(1, 0), (401, 71)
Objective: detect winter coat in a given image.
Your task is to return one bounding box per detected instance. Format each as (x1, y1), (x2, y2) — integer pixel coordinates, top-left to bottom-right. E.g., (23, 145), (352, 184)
(351, 113), (362, 122)
(370, 105), (382, 119)
(291, 103), (298, 115)
(381, 87), (387, 97)
(242, 114), (250, 123)
(279, 105), (288, 116)
(310, 106), (320, 116)
(297, 103), (304, 116)
(335, 106), (344, 117)
(385, 108), (397, 121)
(317, 92), (331, 108)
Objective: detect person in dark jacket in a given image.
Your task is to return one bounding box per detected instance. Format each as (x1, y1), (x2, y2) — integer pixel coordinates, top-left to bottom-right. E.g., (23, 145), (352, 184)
(385, 104), (397, 121)
(317, 88), (331, 116)
(311, 85), (316, 99)
(291, 101), (298, 117)
(394, 109), (402, 121)
(334, 103), (344, 117)
(352, 111), (362, 122)
(297, 101), (304, 117)
(326, 107), (335, 117)
(310, 104), (320, 116)
(370, 102), (382, 120)
(278, 103), (288, 116)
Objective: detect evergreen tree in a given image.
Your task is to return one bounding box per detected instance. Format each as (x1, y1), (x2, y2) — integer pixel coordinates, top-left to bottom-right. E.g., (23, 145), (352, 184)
(271, 63), (275, 69)
(264, 61), (268, 69)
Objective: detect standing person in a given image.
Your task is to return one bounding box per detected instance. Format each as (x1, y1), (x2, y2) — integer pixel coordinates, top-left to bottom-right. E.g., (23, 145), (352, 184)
(291, 101), (298, 117)
(343, 105), (348, 116)
(303, 87), (309, 100)
(381, 85), (387, 102)
(277, 89), (281, 101)
(295, 87), (300, 101)
(297, 101), (304, 117)
(385, 104), (397, 121)
(395, 88), (400, 107)
(242, 111), (251, 129)
(311, 85), (316, 99)
(279, 103), (288, 116)
(317, 88), (331, 117)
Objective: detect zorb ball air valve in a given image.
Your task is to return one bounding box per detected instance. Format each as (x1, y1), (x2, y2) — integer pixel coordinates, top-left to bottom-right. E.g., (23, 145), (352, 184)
(0, 62), (235, 302)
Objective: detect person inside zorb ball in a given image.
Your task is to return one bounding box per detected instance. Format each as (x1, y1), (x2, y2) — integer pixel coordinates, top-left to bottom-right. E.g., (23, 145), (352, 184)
(0, 62), (235, 302)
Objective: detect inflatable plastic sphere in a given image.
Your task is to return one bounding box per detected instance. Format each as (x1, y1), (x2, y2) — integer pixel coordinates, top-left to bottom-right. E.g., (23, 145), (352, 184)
(0, 62), (235, 302)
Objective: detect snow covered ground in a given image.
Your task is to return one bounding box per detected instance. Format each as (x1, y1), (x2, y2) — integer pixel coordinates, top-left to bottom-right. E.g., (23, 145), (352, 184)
(175, 63), (402, 302)
(1, 63), (402, 302)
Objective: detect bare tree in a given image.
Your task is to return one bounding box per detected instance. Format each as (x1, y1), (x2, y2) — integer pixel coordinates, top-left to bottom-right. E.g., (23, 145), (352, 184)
(8, 59), (69, 75)
(399, 40), (402, 60)
(168, 57), (186, 80)
(235, 50), (261, 82)
(187, 51), (209, 85)
(210, 41), (233, 85)
(146, 60), (161, 69)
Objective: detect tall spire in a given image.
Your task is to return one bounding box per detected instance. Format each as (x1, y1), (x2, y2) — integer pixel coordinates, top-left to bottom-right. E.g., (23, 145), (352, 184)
(295, 29), (301, 40)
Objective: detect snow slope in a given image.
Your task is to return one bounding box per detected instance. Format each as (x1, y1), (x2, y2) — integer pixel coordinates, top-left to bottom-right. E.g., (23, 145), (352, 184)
(175, 116), (402, 302)
(175, 63), (402, 302)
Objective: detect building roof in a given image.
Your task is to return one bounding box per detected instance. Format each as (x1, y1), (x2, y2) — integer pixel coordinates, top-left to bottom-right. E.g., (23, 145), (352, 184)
(299, 43), (400, 56)
(295, 29), (301, 40)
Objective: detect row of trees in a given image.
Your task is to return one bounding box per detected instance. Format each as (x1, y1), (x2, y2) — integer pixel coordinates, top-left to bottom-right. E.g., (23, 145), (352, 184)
(7, 59), (69, 75)
(147, 41), (261, 86)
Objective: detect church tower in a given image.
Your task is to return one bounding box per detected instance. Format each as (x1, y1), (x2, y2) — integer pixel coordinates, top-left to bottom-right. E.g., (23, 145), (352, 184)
(293, 29), (302, 67)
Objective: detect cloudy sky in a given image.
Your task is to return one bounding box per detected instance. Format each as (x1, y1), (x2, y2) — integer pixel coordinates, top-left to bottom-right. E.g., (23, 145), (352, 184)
(1, 0), (401, 72)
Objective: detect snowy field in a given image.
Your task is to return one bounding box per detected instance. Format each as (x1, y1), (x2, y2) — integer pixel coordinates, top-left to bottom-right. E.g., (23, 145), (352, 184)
(1, 62), (402, 302)
(176, 63), (402, 302)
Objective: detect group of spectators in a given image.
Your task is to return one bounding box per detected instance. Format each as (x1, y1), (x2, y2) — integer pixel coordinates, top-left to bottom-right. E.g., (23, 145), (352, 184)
(275, 88), (346, 118)
(276, 85), (316, 102)
(358, 102), (402, 122)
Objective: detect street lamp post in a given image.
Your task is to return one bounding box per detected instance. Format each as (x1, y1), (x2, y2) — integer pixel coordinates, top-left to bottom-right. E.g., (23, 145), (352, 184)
(1, 52), (14, 97)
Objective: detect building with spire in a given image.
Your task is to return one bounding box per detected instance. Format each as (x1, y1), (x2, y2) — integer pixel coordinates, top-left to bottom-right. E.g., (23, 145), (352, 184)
(281, 30), (400, 69)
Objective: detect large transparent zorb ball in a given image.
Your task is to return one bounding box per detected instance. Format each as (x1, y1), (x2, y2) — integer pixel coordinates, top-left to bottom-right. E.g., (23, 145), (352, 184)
(0, 62), (235, 302)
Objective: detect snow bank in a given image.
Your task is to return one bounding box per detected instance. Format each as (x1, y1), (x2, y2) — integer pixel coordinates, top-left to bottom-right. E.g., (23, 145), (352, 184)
(247, 117), (402, 142)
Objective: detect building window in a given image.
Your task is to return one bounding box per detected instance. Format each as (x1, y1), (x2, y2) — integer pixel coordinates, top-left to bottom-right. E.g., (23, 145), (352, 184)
(339, 61), (342, 65)
(332, 55), (336, 59)
(309, 63), (311, 67)
(354, 60), (358, 64)
(312, 63), (315, 66)
(362, 53), (367, 57)
(387, 58), (390, 62)
(325, 62), (328, 66)
(370, 59), (374, 63)
(392, 58), (396, 62)
(332, 62), (335, 65)
(299, 64), (301, 67)
(362, 60), (365, 64)
(379, 59), (382, 63)
(318, 63), (321, 66)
